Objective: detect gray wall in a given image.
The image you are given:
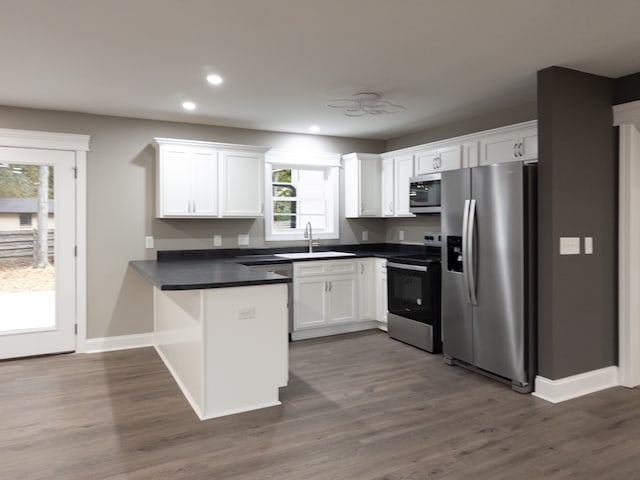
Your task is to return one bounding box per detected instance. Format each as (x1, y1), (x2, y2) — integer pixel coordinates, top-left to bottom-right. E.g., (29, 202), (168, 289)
(614, 72), (640, 105)
(537, 67), (617, 380)
(0, 105), (384, 339)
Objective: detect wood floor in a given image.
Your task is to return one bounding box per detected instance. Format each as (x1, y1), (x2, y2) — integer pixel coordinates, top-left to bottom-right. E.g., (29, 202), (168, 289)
(2, 330), (640, 480)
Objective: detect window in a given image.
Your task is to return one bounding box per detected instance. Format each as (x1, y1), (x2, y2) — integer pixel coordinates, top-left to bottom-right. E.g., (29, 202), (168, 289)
(265, 150), (340, 241)
(19, 213), (32, 227)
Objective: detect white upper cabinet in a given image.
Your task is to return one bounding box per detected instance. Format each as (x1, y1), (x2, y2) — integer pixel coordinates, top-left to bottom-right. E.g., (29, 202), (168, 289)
(156, 143), (219, 217)
(478, 122), (538, 165)
(414, 144), (461, 174)
(394, 154), (415, 217)
(381, 157), (395, 217)
(462, 140), (479, 168)
(219, 150), (264, 217)
(343, 153), (381, 218)
(155, 138), (267, 219)
(379, 154), (414, 217)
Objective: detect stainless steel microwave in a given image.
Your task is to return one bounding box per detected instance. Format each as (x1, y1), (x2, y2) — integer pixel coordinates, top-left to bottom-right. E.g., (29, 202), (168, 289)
(409, 173), (441, 214)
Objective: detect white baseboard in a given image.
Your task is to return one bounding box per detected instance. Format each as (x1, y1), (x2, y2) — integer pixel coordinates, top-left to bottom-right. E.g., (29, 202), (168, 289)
(85, 333), (154, 353)
(533, 366), (619, 403)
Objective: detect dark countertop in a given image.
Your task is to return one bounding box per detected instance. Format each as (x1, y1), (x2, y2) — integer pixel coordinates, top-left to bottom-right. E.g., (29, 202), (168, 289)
(130, 259), (292, 291)
(130, 243), (437, 291)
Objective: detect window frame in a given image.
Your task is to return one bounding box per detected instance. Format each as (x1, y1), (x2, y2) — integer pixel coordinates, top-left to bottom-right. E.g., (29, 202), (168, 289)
(264, 149), (340, 242)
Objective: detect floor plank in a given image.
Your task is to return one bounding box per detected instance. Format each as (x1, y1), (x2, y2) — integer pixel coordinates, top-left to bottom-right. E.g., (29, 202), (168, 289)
(1, 330), (639, 479)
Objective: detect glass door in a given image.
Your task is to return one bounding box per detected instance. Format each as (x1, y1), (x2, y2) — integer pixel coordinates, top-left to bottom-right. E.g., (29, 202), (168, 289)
(0, 146), (76, 359)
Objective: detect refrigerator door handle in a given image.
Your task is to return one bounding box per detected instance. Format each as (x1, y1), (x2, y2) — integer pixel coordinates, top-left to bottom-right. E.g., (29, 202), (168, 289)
(467, 199), (478, 305)
(462, 199), (472, 304)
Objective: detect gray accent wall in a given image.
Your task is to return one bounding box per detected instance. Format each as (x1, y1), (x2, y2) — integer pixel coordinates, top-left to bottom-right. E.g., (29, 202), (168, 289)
(614, 72), (640, 105)
(0, 106), (384, 339)
(537, 67), (617, 380)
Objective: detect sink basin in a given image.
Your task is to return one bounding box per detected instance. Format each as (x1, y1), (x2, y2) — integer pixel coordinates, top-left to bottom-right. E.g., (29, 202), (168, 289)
(274, 251), (356, 259)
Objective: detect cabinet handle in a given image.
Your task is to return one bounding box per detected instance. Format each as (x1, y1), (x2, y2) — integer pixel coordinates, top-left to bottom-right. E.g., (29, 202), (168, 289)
(513, 143), (518, 158)
(193, 200), (196, 212)
(329, 281), (332, 291)
(360, 263), (364, 274)
(389, 201), (393, 212)
(519, 142), (524, 157)
(361, 202), (364, 214)
(324, 281), (328, 292)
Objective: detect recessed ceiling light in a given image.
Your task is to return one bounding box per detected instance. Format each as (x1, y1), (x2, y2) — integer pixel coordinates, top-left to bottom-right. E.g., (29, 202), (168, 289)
(182, 101), (196, 111)
(309, 125), (320, 133)
(206, 74), (223, 86)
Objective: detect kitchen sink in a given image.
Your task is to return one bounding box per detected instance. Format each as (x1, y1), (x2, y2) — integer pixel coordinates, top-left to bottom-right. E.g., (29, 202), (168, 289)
(274, 251), (356, 259)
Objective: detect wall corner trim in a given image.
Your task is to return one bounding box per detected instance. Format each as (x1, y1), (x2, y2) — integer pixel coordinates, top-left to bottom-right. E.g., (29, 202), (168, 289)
(532, 366), (619, 403)
(85, 333), (154, 353)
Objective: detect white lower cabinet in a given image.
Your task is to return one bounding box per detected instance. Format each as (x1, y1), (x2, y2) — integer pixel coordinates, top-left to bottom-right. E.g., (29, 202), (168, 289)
(292, 258), (379, 340)
(357, 259), (375, 320)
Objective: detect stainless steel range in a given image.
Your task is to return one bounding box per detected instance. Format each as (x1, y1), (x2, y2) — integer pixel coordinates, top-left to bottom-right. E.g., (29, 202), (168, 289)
(387, 233), (442, 352)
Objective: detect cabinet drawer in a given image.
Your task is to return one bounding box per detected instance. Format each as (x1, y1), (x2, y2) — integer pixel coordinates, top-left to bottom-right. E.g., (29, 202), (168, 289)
(326, 260), (356, 274)
(294, 262), (327, 277)
(293, 259), (357, 278)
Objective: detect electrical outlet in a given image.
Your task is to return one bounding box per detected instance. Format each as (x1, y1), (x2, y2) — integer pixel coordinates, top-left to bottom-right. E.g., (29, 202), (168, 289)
(584, 236), (593, 254)
(238, 306), (255, 320)
(238, 234), (249, 246)
(213, 235), (222, 247)
(399, 230), (405, 241)
(145, 236), (154, 249)
(362, 231), (368, 241)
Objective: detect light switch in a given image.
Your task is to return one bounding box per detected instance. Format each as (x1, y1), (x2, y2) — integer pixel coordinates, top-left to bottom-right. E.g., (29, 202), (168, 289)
(362, 231), (368, 241)
(399, 230), (405, 241)
(584, 237), (593, 255)
(559, 237), (580, 255)
(145, 236), (154, 249)
(238, 234), (250, 246)
(213, 235), (222, 247)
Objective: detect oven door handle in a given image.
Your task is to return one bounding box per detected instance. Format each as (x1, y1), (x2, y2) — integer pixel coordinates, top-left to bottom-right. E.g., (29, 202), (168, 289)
(462, 199), (472, 304)
(387, 262), (428, 272)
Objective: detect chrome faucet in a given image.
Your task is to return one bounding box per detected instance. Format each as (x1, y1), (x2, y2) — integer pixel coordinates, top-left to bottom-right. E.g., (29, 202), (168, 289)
(304, 221), (316, 253)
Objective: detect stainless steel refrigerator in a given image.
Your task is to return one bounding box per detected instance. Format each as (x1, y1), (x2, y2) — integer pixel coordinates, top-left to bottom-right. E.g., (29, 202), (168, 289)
(441, 161), (536, 393)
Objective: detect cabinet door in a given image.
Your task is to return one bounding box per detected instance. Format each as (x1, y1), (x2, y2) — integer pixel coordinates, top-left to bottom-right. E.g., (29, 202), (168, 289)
(519, 127), (538, 161)
(360, 159), (381, 216)
(220, 150), (264, 217)
(462, 141), (479, 168)
(294, 277), (326, 329)
(326, 274), (357, 324)
(381, 158), (395, 216)
(357, 259), (374, 320)
(437, 145), (462, 172)
(394, 155), (415, 217)
(159, 148), (192, 216)
(414, 149), (439, 175)
(479, 130), (520, 165)
(190, 150), (219, 216)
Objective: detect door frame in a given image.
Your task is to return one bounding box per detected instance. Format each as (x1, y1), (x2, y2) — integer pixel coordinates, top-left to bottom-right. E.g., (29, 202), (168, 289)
(0, 128), (89, 353)
(614, 101), (640, 387)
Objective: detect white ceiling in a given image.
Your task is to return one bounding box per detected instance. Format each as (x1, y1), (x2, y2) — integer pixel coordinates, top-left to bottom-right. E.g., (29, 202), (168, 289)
(1, 0), (639, 140)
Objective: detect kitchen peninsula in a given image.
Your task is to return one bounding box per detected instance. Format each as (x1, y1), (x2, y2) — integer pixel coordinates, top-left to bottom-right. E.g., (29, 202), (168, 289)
(130, 257), (291, 420)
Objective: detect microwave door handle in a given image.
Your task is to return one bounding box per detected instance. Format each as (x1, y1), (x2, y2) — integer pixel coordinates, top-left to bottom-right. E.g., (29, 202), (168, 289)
(467, 199), (478, 305)
(462, 199), (472, 304)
